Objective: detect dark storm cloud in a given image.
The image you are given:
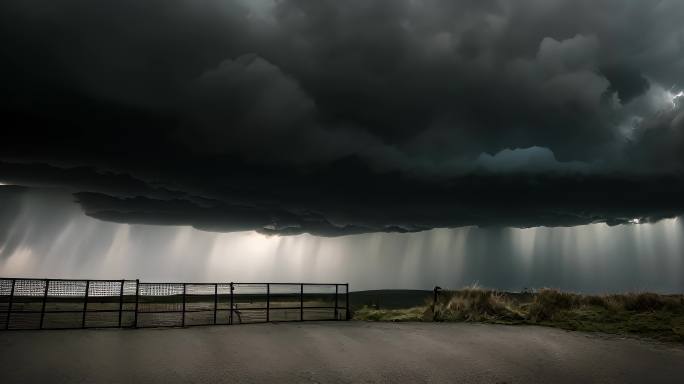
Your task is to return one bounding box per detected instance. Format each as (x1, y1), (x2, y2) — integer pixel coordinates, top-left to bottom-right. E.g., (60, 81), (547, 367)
(66, 170), (684, 236)
(2, 0), (684, 235)
(601, 66), (650, 105)
(4, 161), (683, 237)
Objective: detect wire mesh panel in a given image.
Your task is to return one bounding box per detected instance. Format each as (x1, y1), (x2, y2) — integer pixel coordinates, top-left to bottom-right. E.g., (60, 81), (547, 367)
(43, 280), (87, 329)
(118, 280), (138, 327)
(136, 283), (184, 327)
(84, 281), (123, 328)
(87, 281), (120, 310)
(8, 279), (46, 329)
(0, 279), (12, 309)
(47, 280), (86, 296)
(0, 279), (12, 329)
(185, 284), (216, 326)
(12, 279), (46, 296)
(232, 284), (267, 324)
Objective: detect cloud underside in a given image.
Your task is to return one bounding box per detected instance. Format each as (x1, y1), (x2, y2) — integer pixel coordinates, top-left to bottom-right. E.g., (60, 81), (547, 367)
(74, 188), (683, 237)
(2, 162), (683, 236)
(2, 1), (684, 235)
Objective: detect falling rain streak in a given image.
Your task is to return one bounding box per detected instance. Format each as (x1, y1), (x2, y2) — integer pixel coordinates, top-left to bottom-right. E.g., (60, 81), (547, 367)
(1, 188), (683, 292)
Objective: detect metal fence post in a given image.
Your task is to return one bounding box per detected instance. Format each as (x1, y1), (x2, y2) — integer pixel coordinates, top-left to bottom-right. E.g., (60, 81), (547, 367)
(345, 283), (350, 320)
(229, 282), (234, 325)
(39, 279), (49, 329)
(432, 286), (442, 321)
(300, 283), (304, 321)
(181, 283), (186, 327)
(334, 284), (339, 320)
(266, 283), (270, 322)
(118, 279), (124, 327)
(82, 280), (90, 329)
(213, 283), (218, 325)
(5, 279), (15, 330)
(134, 279), (140, 328)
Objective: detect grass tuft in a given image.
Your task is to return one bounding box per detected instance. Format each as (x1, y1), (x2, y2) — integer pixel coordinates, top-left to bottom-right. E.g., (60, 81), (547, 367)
(353, 305), (427, 322)
(434, 286), (525, 323)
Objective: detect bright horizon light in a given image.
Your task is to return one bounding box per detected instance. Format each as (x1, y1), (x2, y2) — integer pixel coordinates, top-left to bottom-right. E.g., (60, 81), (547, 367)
(671, 90), (684, 108)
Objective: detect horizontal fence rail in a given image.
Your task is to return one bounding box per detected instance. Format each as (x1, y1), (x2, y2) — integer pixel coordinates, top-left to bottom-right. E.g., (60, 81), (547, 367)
(0, 278), (349, 330)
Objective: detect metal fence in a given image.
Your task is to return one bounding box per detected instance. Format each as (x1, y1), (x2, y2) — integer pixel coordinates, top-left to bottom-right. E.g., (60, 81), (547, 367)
(0, 278), (349, 330)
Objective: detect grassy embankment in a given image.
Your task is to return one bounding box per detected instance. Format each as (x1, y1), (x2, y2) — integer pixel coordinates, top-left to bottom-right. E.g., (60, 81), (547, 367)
(353, 287), (684, 342)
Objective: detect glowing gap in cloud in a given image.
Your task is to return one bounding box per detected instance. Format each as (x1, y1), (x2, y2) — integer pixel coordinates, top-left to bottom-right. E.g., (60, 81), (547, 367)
(671, 90), (684, 109)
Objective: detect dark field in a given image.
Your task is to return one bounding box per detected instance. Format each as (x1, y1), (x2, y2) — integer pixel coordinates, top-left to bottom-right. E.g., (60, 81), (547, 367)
(1, 294), (347, 329)
(349, 289), (432, 310)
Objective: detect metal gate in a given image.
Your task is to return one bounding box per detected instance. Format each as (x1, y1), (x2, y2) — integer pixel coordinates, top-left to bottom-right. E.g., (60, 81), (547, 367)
(0, 278), (349, 330)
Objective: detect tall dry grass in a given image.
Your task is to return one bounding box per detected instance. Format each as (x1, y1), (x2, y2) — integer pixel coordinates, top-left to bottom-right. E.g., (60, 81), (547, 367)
(429, 286), (684, 328)
(354, 286), (684, 340)
(432, 285), (525, 322)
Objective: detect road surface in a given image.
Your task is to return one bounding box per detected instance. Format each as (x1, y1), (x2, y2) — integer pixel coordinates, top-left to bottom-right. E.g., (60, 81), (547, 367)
(1, 322), (682, 383)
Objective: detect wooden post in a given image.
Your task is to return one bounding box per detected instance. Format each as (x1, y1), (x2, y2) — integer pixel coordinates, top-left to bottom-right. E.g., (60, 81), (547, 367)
(345, 283), (350, 320)
(334, 284), (339, 320)
(5, 279), (15, 330)
(82, 280), (90, 328)
(181, 283), (186, 327)
(432, 286), (442, 321)
(213, 283), (218, 325)
(118, 279), (124, 327)
(133, 279), (140, 328)
(229, 283), (234, 325)
(266, 284), (270, 322)
(39, 279), (49, 329)
(300, 284), (304, 321)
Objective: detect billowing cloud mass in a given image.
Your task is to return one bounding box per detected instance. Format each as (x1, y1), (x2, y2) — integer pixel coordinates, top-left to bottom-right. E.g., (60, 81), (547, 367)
(1, 0), (684, 236)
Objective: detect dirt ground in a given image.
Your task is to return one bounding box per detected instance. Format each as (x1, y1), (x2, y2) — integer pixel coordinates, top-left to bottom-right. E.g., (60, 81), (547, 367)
(1, 321), (683, 383)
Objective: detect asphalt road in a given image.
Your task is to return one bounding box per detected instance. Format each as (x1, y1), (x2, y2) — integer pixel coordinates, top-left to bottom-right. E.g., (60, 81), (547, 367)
(1, 322), (683, 383)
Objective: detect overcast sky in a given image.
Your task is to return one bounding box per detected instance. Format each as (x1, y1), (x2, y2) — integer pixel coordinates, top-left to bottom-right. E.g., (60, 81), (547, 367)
(1, 1), (684, 237)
